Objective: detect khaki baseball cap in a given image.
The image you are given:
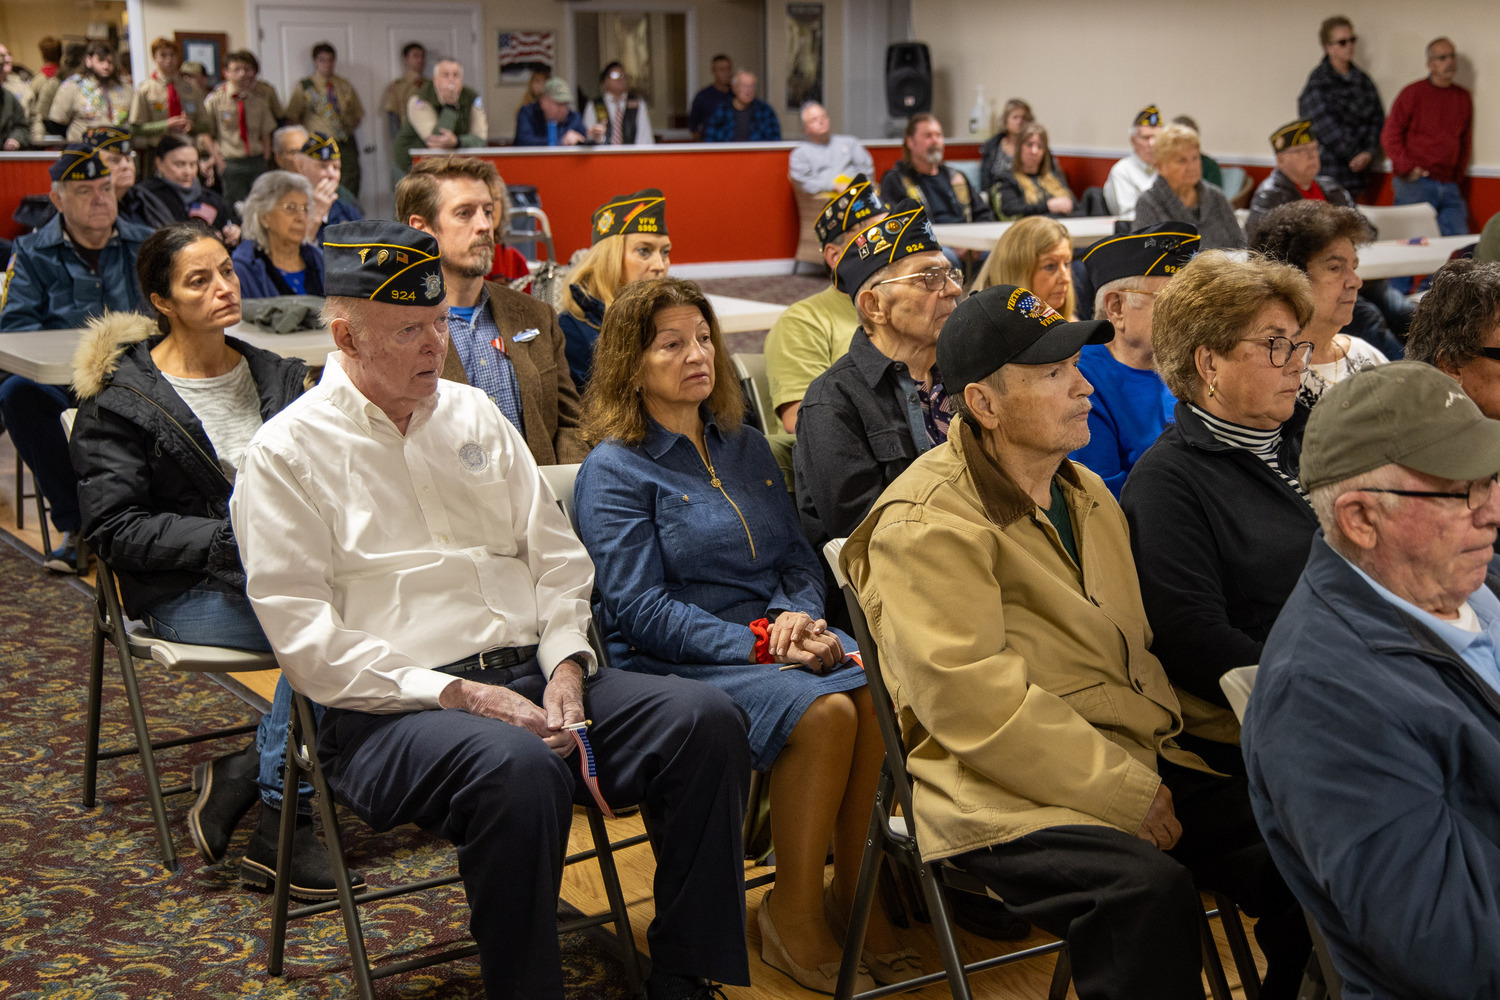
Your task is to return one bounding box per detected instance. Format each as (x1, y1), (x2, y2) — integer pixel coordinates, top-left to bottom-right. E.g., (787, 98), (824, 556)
(1301, 362), (1500, 491)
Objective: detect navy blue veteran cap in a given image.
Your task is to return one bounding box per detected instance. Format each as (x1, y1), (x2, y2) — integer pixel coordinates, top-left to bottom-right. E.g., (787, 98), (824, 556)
(50, 144), (110, 183)
(301, 132), (340, 161)
(833, 199), (944, 303)
(815, 174), (888, 247)
(322, 221), (446, 305)
(1133, 105), (1161, 128)
(83, 125), (131, 154)
(1080, 222), (1200, 289)
(591, 189), (668, 244)
(1270, 119), (1317, 153)
(938, 285), (1113, 391)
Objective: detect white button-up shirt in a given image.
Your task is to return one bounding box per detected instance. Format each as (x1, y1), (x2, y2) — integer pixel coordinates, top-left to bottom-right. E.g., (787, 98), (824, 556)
(232, 352), (595, 714)
(1103, 152), (1156, 220)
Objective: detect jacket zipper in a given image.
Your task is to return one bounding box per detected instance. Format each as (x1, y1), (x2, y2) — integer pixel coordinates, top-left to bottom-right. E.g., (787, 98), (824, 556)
(117, 383), (234, 489)
(698, 446), (755, 560)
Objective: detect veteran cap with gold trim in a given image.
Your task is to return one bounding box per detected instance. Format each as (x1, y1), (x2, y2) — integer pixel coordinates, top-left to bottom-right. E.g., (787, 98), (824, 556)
(1080, 221), (1200, 289)
(833, 199), (944, 303)
(1270, 119), (1318, 153)
(815, 174), (889, 247)
(50, 144), (110, 183)
(322, 220), (446, 305)
(590, 189), (667, 245)
(83, 125), (131, 154)
(1133, 105), (1161, 128)
(301, 132), (341, 161)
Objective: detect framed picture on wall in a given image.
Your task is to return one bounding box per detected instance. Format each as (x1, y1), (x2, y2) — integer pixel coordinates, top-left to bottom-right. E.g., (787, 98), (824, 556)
(174, 31), (227, 82)
(786, 4), (824, 110)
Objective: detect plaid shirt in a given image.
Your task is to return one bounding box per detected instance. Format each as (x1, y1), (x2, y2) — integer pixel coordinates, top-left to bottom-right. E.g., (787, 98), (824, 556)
(701, 97), (781, 142)
(446, 286), (526, 436)
(1297, 57), (1385, 193)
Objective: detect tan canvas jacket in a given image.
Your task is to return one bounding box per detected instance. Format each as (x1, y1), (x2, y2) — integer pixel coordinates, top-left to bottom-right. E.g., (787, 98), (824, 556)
(439, 281), (588, 467)
(842, 417), (1211, 861)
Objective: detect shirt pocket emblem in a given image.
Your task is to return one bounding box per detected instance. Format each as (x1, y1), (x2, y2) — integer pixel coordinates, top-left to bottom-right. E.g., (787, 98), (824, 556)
(459, 442), (489, 472)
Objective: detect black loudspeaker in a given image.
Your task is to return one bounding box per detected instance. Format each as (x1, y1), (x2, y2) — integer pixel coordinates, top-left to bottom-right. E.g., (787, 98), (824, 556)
(885, 42), (932, 118)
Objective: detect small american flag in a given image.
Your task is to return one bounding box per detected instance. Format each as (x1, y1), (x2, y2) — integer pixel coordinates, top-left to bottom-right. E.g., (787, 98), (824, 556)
(571, 729), (615, 819)
(498, 31), (554, 79)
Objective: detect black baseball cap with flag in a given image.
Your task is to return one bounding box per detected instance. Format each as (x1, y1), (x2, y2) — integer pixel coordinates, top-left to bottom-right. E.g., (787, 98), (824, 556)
(322, 220), (446, 305)
(833, 199), (944, 303)
(938, 284), (1113, 392)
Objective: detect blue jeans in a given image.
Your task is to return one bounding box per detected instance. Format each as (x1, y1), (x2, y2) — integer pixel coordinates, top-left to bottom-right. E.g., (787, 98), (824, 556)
(1391, 176), (1469, 236)
(0, 376), (80, 534)
(144, 585), (313, 810)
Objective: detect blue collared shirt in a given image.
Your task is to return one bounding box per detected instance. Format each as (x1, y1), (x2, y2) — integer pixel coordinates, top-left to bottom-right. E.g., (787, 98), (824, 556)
(1339, 553), (1500, 697)
(446, 286), (526, 436)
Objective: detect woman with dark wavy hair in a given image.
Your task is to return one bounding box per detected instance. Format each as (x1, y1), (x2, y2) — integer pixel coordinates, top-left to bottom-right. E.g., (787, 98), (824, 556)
(574, 276), (913, 994)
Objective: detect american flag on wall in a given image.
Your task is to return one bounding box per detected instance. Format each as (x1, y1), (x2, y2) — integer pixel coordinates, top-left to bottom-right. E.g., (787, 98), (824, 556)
(498, 30), (555, 81)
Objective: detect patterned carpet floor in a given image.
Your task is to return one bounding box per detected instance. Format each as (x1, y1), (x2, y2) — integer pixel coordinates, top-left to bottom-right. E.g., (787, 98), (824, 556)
(0, 533), (635, 999)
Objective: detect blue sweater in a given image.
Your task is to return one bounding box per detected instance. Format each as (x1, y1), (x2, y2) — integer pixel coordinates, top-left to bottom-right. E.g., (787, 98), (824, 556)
(1244, 539), (1500, 999)
(230, 240), (325, 298)
(1070, 343), (1175, 497)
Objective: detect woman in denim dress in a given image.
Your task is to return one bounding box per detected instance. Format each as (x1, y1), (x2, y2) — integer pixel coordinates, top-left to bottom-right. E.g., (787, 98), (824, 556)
(574, 277), (916, 994)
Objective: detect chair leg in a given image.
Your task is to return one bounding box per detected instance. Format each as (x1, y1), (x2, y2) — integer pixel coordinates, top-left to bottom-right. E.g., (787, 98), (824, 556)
(916, 861), (975, 1000)
(586, 807), (646, 998)
(34, 487), (51, 558)
(295, 694), (377, 1000)
(268, 705), (305, 978)
(115, 642), (177, 871)
(82, 611), (107, 808)
(1047, 945), (1072, 1000)
(14, 453), (24, 531)
(1214, 893), (1262, 1000)
(1201, 907), (1233, 1000)
(834, 769), (892, 1000)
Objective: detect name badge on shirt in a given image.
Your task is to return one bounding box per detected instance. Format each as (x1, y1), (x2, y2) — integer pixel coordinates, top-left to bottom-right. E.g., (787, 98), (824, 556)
(513, 328), (540, 343)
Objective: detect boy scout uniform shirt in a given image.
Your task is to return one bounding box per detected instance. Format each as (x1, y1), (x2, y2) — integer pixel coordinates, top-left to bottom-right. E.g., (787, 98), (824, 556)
(129, 72), (211, 144)
(46, 75), (134, 142)
(286, 73), (363, 140)
(382, 74), (427, 126)
(205, 83), (279, 158)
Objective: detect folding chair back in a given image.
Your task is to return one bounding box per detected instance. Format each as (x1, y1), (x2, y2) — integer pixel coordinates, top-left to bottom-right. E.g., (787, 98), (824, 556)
(83, 558), (276, 869)
(731, 352), (775, 437)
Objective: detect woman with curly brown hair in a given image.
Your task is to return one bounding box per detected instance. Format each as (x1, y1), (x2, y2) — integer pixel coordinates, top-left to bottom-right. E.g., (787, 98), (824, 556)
(573, 276), (914, 994)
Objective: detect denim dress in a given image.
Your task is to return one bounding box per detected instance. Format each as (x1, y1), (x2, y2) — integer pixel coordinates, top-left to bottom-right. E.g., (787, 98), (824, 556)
(575, 409), (866, 770)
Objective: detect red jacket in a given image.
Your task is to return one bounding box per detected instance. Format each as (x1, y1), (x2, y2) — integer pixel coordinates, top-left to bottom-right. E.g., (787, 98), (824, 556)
(1381, 78), (1472, 183)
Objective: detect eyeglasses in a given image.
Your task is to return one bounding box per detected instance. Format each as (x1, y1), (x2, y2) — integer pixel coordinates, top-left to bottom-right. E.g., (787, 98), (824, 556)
(1480, 348), (1500, 362)
(277, 202), (310, 216)
(1357, 474), (1497, 511)
(871, 266), (964, 293)
(1240, 335), (1315, 368)
(1331, 36), (1357, 46)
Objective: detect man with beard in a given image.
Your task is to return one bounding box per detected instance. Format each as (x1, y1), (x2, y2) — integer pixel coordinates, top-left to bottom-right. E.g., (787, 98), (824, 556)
(397, 154), (586, 465)
(46, 40), (132, 143)
(879, 113), (991, 270)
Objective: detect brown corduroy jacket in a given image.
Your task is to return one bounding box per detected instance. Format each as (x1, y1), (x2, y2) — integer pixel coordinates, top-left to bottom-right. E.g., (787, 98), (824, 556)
(440, 281), (589, 466)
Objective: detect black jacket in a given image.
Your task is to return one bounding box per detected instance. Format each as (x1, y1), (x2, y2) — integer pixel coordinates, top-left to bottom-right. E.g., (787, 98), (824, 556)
(134, 177), (238, 237)
(1119, 400), (1318, 707)
(1244, 168), (1356, 240)
(69, 313), (308, 617)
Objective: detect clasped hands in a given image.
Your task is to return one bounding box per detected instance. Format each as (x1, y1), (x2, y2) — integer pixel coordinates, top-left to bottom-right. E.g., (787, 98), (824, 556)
(438, 659), (586, 758)
(767, 611), (845, 674)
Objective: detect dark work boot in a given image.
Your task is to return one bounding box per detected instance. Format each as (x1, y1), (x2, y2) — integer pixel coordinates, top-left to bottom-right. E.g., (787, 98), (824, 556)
(239, 803), (367, 902)
(188, 742), (260, 863)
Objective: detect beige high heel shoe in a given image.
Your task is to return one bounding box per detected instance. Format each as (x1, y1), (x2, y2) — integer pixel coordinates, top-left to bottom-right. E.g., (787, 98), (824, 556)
(823, 882), (923, 986)
(758, 888), (876, 996)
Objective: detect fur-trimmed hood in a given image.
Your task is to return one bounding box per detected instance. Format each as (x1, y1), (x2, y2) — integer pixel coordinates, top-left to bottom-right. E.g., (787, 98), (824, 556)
(71, 311), (159, 400)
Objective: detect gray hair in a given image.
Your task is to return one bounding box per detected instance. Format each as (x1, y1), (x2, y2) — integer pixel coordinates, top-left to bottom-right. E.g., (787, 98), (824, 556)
(1308, 465), (1400, 558)
(1093, 275), (1152, 321)
(853, 260), (897, 326)
(272, 123), (309, 156)
(731, 68), (756, 88)
(240, 170), (314, 249)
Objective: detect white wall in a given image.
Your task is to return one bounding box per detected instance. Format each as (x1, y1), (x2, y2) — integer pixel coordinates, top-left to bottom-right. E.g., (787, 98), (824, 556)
(912, 0), (1497, 167)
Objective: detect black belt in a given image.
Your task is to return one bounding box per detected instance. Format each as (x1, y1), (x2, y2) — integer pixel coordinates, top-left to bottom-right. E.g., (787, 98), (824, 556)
(436, 645), (539, 675)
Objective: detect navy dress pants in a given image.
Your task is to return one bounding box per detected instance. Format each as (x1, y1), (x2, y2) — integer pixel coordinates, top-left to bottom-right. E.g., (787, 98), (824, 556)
(953, 759), (1309, 1000)
(317, 663), (753, 1000)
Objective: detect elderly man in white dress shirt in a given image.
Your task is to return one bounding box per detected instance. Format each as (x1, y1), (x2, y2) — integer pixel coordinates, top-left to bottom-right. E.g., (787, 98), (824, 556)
(789, 101), (874, 196)
(231, 219), (751, 1000)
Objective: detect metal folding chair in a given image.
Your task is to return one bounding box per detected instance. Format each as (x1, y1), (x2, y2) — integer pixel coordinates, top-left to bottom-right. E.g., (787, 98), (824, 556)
(266, 688), (647, 1000)
(82, 559), (277, 870)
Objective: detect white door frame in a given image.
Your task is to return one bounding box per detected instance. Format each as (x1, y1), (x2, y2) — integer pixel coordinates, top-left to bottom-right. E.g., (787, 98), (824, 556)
(563, 1), (700, 101)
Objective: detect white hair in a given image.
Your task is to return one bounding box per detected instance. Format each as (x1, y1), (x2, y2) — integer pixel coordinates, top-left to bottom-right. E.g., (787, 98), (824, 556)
(1308, 465), (1400, 558)
(240, 170), (314, 248)
(1093, 275), (1151, 321)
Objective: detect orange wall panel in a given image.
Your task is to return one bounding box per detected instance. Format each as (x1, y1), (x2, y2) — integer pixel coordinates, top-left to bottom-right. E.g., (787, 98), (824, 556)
(0, 156), (57, 242)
